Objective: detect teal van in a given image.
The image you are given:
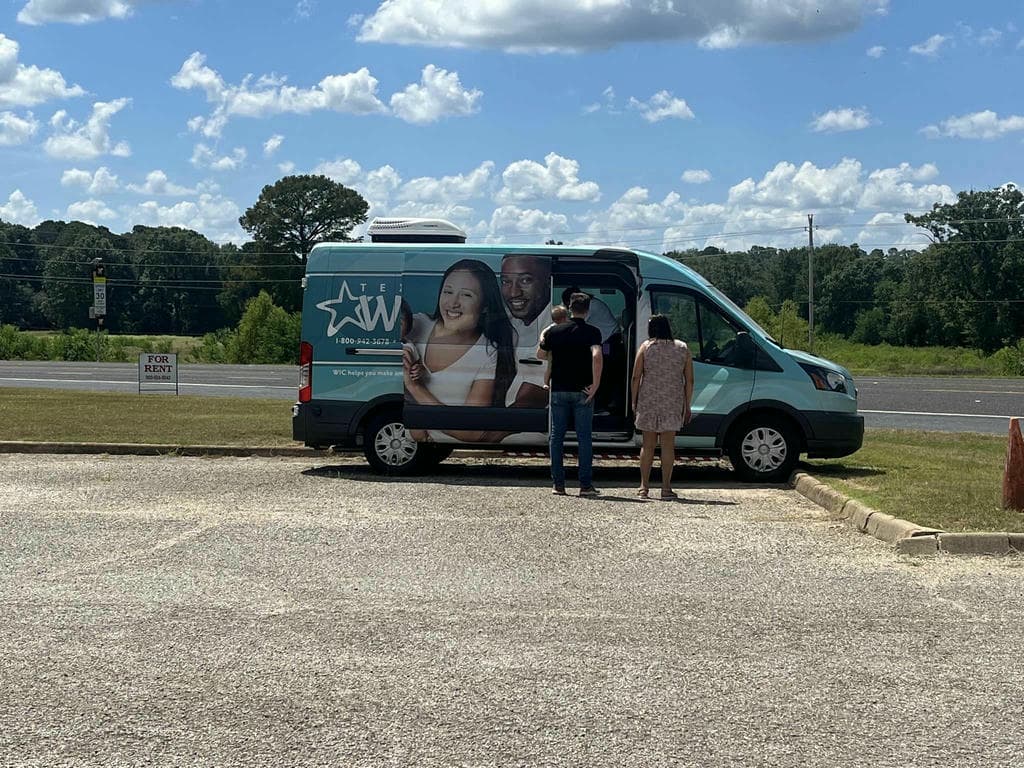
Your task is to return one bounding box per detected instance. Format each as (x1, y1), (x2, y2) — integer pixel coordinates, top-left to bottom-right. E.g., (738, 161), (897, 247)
(292, 218), (863, 481)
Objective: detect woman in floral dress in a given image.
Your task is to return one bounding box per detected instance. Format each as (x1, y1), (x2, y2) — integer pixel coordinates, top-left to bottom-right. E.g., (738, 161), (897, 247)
(630, 314), (694, 499)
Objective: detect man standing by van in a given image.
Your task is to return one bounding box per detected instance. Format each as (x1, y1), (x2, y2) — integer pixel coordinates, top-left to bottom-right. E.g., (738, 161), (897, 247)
(500, 254), (551, 408)
(538, 293), (603, 497)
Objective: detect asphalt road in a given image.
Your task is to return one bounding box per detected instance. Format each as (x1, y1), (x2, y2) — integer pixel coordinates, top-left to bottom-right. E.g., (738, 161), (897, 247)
(0, 361), (1021, 434)
(1, 454), (1022, 767)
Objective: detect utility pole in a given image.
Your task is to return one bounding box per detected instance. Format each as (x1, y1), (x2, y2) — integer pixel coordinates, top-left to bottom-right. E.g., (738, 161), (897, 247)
(91, 258), (106, 362)
(807, 214), (815, 353)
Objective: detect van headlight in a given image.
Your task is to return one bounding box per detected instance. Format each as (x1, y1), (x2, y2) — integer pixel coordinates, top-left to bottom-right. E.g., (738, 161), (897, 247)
(799, 363), (847, 394)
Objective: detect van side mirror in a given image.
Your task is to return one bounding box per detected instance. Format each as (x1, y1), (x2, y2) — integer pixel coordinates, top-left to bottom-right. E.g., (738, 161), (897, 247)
(735, 332), (756, 368)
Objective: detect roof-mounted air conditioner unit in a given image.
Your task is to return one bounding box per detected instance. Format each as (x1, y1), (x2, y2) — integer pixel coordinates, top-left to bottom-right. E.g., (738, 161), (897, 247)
(367, 217), (467, 244)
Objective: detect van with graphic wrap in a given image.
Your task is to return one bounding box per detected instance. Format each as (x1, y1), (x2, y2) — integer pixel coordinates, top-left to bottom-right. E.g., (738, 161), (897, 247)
(292, 218), (863, 481)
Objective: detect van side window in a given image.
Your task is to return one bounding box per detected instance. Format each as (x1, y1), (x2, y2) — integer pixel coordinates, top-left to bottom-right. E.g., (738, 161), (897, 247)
(652, 290), (744, 367)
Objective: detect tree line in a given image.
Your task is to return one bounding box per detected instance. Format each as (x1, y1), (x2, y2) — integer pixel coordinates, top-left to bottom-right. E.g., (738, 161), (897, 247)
(1, 179), (1021, 355)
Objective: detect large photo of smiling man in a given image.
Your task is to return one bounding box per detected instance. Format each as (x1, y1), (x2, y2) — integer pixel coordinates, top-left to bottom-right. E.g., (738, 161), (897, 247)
(500, 254), (552, 408)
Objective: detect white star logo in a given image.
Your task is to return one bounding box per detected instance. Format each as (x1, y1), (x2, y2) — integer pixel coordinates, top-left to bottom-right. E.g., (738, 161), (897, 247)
(316, 281), (402, 337)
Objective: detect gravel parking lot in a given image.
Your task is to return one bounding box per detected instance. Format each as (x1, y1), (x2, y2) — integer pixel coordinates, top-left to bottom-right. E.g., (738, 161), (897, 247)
(1, 454), (1023, 767)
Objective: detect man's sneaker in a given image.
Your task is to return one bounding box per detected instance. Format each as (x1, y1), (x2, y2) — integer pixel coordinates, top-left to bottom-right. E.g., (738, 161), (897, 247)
(579, 486), (600, 497)
(552, 485), (567, 495)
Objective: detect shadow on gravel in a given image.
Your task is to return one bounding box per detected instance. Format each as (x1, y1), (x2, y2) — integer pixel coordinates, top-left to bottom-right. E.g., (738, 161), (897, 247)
(303, 461), (771, 497)
(800, 461), (886, 479)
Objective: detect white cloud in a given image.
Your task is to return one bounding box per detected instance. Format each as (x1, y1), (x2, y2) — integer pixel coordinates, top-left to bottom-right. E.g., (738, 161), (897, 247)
(128, 193), (242, 241)
(628, 90), (694, 123)
(581, 187), (685, 247)
(66, 198), (117, 224)
(17, 0), (140, 25)
(0, 110), (38, 144)
(313, 158), (402, 213)
(584, 85), (616, 115)
(0, 189), (40, 226)
(866, 45), (885, 58)
(0, 33), (85, 107)
(278, 161), (296, 174)
(127, 169), (195, 196)
(810, 107), (873, 133)
(190, 143), (246, 171)
(43, 99), (131, 159)
(859, 163), (953, 209)
(495, 152), (600, 204)
(357, 0), (888, 52)
(263, 134), (284, 156)
(728, 158), (864, 210)
(172, 52), (387, 138)
(295, 0), (313, 19)
(977, 27), (1003, 47)
(910, 33), (948, 57)
(484, 205), (569, 242)
(60, 166), (119, 194)
(398, 161), (494, 202)
(681, 169), (712, 184)
(855, 212), (932, 249)
(922, 110), (1024, 140)
(389, 65), (481, 124)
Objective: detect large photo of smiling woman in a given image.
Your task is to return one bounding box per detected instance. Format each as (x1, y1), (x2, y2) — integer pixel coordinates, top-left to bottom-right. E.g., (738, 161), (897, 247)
(403, 259), (516, 442)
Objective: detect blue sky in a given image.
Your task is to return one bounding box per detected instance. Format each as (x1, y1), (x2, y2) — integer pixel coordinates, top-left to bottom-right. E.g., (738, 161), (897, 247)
(1, 0), (1022, 252)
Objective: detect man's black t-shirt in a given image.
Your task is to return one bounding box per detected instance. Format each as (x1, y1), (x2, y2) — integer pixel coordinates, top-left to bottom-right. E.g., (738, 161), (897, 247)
(540, 318), (603, 392)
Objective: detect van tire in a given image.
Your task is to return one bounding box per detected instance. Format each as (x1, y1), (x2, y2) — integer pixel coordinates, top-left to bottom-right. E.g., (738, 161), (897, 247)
(727, 415), (800, 483)
(363, 410), (423, 475)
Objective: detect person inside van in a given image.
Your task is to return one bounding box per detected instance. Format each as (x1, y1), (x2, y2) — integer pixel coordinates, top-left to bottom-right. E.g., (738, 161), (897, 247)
(500, 254), (552, 408)
(404, 259), (515, 440)
(630, 314), (694, 500)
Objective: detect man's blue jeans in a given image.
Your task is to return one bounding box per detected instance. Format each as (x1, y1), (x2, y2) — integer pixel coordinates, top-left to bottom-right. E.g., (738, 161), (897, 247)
(550, 390), (594, 488)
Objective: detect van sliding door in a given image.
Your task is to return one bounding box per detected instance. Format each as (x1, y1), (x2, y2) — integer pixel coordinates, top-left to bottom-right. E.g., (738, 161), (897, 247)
(401, 251), (551, 445)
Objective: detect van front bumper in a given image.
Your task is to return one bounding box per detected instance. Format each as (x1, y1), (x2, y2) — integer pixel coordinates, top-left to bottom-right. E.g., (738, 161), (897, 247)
(804, 412), (864, 459)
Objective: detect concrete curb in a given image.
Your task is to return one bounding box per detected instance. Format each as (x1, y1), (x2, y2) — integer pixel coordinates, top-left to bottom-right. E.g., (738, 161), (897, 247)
(790, 471), (1023, 557)
(0, 441), (326, 458)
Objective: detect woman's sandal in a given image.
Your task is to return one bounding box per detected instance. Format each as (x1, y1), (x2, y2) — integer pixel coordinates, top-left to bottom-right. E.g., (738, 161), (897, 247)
(660, 490), (679, 500)
(637, 488), (650, 499)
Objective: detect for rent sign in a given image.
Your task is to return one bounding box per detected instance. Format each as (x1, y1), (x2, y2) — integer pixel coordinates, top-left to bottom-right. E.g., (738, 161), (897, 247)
(138, 353), (179, 394)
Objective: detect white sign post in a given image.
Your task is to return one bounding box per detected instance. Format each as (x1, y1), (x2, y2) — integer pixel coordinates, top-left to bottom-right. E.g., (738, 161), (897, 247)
(138, 353), (178, 395)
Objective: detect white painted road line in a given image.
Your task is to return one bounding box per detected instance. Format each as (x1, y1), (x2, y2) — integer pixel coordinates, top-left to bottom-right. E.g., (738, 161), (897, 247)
(921, 388), (1024, 395)
(861, 409), (1020, 420)
(0, 377), (294, 390)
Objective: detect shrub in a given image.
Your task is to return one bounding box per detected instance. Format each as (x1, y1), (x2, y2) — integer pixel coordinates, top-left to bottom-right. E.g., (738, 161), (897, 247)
(225, 291), (300, 364)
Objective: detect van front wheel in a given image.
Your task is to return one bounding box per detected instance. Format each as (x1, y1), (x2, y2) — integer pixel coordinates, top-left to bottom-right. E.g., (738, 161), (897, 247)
(728, 416), (799, 483)
(363, 411), (422, 474)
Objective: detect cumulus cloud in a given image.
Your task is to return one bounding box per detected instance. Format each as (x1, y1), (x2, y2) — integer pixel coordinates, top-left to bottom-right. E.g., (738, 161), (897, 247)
(0, 110), (38, 144)
(681, 169), (712, 184)
(61, 166), (119, 194)
(17, 0), (143, 25)
(855, 212), (933, 249)
(357, 0), (888, 52)
(278, 161), (296, 174)
(172, 52), (388, 137)
(399, 161), (494, 202)
(495, 152), (600, 204)
(0, 189), (40, 226)
(866, 45), (885, 58)
(910, 33), (948, 57)
(389, 65), (482, 124)
(0, 33), (85, 107)
(580, 187), (685, 247)
(859, 163), (953, 209)
(922, 110), (1024, 140)
(810, 107), (874, 133)
(484, 205), (569, 242)
(191, 143), (246, 171)
(127, 193), (243, 243)
(263, 134), (284, 156)
(628, 90), (694, 123)
(66, 198), (117, 224)
(127, 169), (196, 196)
(43, 98), (132, 159)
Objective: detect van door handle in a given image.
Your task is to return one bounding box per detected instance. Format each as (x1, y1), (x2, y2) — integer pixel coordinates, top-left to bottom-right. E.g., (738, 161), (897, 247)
(346, 348), (404, 356)
(518, 358), (543, 366)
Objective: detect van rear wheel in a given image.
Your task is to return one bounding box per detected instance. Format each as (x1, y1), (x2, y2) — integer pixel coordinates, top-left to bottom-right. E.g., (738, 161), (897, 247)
(363, 411), (422, 475)
(728, 416), (799, 483)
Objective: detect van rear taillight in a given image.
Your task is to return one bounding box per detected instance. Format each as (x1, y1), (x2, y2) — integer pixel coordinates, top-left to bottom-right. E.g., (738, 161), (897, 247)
(298, 341), (313, 403)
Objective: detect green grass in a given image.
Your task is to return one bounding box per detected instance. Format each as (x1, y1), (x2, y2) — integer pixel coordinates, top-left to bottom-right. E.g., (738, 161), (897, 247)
(0, 388), (294, 446)
(807, 429), (1023, 533)
(812, 337), (1002, 377)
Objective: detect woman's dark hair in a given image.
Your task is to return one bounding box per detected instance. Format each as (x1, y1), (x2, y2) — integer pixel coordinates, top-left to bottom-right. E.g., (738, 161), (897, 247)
(648, 314), (674, 341)
(399, 298), (413, 338)
(431, 258), (515, 407)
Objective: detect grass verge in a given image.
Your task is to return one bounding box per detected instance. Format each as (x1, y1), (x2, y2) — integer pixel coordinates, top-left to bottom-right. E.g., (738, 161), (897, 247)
(807, 429), (1023, 533)
(0, 388), (294, 447)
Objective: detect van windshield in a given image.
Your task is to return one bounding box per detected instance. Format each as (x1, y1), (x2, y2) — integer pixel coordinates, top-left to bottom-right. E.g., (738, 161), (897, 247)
(700, 280), (780, 346)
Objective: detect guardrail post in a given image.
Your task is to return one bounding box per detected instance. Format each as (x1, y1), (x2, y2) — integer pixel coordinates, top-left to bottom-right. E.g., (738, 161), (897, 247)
(1003, 417), (1024, 511)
